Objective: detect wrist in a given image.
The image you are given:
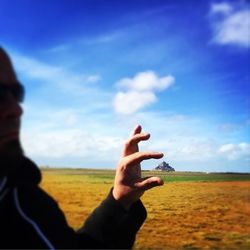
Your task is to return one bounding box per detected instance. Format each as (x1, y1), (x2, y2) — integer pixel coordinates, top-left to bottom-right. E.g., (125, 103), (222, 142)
(112, 188), (132, 211)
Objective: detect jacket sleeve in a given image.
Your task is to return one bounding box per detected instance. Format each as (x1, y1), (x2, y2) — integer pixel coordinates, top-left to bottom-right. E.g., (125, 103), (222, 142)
(16, 185), (146, 249)
(77, 189), (147, 249)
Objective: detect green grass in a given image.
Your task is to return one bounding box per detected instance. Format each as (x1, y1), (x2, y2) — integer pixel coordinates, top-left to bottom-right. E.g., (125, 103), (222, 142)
(159, 174), (250, 182)
(143, 171), (250, 182)
(41, 168), (250, 183)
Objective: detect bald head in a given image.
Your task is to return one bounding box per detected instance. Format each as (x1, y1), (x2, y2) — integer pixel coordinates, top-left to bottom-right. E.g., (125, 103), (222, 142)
(0, 47), (17, 83)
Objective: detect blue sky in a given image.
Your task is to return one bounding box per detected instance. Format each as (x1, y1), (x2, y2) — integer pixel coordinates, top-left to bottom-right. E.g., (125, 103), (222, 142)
(1, 0), (249, 172)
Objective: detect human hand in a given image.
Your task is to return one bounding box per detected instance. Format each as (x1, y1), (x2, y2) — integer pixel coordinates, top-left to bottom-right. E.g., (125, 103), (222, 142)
(112, 125), (164, 210)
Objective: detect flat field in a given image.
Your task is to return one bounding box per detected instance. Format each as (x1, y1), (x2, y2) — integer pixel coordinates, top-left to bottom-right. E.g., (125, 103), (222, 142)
(40, 169), (250, 249)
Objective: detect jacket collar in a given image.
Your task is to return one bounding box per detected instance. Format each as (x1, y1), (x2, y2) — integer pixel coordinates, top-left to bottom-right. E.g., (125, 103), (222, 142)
(0, 155), (41, 186)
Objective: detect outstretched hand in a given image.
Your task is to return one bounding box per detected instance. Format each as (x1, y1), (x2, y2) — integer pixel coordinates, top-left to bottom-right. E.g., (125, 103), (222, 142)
(112, 125), (164, 210)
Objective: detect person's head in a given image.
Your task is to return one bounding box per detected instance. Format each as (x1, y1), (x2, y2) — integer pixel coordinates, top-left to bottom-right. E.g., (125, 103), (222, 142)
(0, 47), (24, 157)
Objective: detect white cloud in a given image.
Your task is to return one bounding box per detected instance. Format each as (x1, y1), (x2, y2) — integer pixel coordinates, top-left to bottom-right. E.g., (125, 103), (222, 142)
(11, 52), (102, 96)
(112, 111), (218, 162)
(46, 44), (71, 53)
(116, 71), (174, 91)
(53, 109), (80, 127)
(22, 129), (123, 160)
(65, 114), (79, 126)
(81, 31), (123, 45)
(210, 3), (250, 47)
(86, 75), (101, 83)
(218, 143), (250, 160)
(113, 71), (175, 114)
(21, 105), (124, 163)
(150, 137), (217, 162)
(113, 91), (156, 114)
(211, 2), (233, 15)
(13, 54), (61, 80)
(115, 111), (250, 167)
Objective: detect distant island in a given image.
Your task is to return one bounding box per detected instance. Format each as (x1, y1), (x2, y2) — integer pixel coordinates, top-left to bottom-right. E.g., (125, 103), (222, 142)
(154, 161), (175, 171)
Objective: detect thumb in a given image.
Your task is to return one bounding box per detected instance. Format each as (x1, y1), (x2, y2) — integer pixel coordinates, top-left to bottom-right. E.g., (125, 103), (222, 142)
(136, 176), (164, 191)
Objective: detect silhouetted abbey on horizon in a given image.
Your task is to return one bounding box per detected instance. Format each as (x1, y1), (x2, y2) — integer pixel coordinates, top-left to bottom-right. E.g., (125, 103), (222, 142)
(154, 161), (175, 171)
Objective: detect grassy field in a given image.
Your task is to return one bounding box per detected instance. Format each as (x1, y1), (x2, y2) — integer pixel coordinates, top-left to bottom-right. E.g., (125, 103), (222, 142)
(40, 169), (250, 249)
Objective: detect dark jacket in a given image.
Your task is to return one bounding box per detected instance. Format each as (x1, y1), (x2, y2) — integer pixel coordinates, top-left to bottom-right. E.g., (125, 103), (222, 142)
(0, 156), (147, 249)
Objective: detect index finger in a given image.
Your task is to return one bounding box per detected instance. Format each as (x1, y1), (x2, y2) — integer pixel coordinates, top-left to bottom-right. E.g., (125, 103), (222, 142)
(125, 151), (164, 167)
(122, 132), (150, 157)
(132, 124), (142, 136)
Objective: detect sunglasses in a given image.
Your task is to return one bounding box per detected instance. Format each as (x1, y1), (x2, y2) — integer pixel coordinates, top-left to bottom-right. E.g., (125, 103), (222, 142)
(0, 82), (25, 103)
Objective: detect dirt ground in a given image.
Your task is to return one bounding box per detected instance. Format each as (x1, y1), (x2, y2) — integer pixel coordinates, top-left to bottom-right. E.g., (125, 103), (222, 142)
(136, 182), (250, 249)
(41, 172), (250, 249)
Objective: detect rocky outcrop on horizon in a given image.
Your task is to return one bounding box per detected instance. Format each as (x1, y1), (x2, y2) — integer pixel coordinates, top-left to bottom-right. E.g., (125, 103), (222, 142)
(155, 161), (175, 171)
